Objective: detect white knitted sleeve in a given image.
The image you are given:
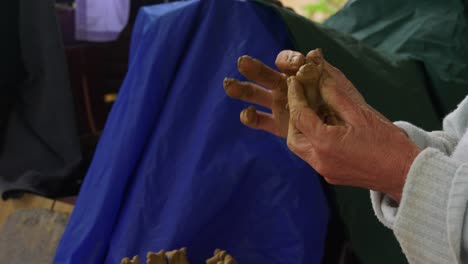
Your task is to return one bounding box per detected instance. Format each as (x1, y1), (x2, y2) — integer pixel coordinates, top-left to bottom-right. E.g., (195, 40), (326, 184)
(371, 149), (465, 263)
(394, 121), (457, 155)
(371, 96), (468, 263)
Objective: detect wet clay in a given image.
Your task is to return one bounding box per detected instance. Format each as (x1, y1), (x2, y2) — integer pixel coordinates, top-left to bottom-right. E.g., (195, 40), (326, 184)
(296, 48), (341, 125)
(239, 105), (257, 126)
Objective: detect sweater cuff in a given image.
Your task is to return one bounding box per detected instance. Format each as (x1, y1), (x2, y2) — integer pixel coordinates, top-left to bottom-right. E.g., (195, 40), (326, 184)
(370, 121), (437, 229)
(394, 121), (431, 149)
(393, 148), (460, 263)
(370, 190), (398, 229)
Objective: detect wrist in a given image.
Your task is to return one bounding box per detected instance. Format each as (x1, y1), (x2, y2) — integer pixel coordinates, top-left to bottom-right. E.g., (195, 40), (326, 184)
(387, 143), (421, 202)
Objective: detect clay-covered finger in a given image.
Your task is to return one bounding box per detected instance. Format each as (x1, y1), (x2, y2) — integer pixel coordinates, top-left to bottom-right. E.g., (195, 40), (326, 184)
(224, 78), (272, 108)
(305, 48), (323, 65)
(296, 63), (323, 111)
(237, 55), (286, 91)
(296, 63), (323, 85)
(240, 106), (280, 136)
(287, 77), (323, 136)
(240, 106), (258, 127)
(275, 50), (305, 76)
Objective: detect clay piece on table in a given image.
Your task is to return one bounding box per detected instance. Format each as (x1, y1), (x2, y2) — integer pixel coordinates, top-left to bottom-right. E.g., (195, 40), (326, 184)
(166, 247), (189, 264)
(120, 255), (140, 264)
(121, 257), (132, 264)
(147, 250), (166, 264)
(131, 256), (141, 264)
(206, 249), (237, 264)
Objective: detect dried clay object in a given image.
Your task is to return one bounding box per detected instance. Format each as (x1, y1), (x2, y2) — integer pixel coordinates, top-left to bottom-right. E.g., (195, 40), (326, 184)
(165, 247), (189, 264)
(121, 248), (237, 264)
(205, 249), (237, 264)
(296, 48), (341, 125)
(147, 250), (166, 264)
(121, 256), (140, 264)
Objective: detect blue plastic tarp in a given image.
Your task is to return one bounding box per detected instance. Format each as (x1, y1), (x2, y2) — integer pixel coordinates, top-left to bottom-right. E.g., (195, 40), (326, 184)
(54, 1), (329, 263)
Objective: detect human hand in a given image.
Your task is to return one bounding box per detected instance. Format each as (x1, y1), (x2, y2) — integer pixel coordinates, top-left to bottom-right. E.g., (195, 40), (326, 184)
(224, 50), (306, 137)
(286, 66), (421, 202)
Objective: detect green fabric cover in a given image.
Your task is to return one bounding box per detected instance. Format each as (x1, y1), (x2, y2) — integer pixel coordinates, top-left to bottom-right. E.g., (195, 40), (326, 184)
(256, 0), (468, 263)
(325, 0), (468, 117)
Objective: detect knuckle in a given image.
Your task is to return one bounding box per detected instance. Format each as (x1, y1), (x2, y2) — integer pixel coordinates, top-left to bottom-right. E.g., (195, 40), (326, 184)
(290, 107), (306, 124)
(316, 139), (333, 153)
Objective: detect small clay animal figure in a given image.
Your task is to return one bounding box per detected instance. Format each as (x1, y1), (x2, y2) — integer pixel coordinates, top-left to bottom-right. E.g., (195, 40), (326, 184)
(121, 256), (140, 264)
(206, 249), (237, 264)
(121, 247), (237, 264)
(166, 248), (189, 264)
(121, 257), (132, 264)
(147, 250), (166, 264)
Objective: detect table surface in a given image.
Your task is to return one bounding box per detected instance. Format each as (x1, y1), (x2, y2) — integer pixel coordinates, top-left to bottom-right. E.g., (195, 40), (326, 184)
(0, 194), (74, 230)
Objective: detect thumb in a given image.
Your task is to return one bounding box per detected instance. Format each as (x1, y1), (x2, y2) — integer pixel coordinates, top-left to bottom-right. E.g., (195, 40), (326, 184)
(320, 71), (357, 122)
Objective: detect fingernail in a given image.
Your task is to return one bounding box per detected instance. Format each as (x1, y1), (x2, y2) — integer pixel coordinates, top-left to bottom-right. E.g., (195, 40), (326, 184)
(223, 78), (235, 88)
(237, 56), (246, 68)
(238, 55), (253, 69)
(290, 54), (300, 65)
(240, 106), (257, 125)
(223, 78), (239, 97)
(311, 48), (323, 65)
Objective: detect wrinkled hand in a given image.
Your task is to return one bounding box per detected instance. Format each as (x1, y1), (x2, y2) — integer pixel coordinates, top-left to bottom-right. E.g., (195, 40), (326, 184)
(286, 68), (421, 201)
(224, 50), (306, 137)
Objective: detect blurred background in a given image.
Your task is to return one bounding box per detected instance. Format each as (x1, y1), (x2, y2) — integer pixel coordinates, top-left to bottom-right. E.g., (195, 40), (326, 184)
(283, 0), (347, 22)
